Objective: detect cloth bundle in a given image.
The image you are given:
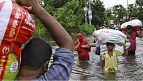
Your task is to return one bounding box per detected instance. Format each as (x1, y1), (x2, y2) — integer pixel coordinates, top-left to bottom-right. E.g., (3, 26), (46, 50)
(121, 19), (142, 30)
(93, 29), (127, 45)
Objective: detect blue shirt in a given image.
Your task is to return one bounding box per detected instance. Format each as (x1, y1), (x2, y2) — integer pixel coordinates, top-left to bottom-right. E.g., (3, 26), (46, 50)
(32, 48), (74, 81)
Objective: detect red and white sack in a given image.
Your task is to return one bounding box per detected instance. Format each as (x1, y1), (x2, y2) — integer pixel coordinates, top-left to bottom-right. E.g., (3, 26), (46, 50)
(93, 29), (127, 45)
(0, 0), (35, 80)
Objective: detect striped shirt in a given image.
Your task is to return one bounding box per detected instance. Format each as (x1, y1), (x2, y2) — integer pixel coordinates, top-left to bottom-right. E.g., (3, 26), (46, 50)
(32, 48), (74, 81)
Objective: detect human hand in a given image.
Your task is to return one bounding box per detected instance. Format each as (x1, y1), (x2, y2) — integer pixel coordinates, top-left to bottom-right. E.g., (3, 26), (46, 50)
(16, 0), (39, 6)
(12, 0), (16, 2)
(16, 0), (42, 14)
(125, 42), (131, 49)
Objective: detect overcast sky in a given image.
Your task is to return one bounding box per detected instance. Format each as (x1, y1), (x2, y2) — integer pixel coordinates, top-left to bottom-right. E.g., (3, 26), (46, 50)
(100, 0), (136, 8)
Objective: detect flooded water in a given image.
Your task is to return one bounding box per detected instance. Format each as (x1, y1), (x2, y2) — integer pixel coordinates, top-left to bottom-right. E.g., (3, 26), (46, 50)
(69, 37), (143, 81)
(51, 37), (143, 80)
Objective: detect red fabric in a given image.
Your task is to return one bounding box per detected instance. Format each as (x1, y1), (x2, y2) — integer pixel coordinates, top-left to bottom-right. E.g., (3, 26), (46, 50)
(75, 40), (89, 61)
(133, 26), (142, 31)
(77, 33), (83, 38)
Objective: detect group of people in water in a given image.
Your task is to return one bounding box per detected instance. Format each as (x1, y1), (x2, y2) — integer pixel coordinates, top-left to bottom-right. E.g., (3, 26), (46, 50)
(74, 25), (143, 73)
(1, 0), (74, 80)
(0, 0), (143, 81)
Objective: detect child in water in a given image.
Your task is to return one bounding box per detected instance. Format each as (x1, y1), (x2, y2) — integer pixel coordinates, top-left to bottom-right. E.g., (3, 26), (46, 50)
(101, 42), (127, 72)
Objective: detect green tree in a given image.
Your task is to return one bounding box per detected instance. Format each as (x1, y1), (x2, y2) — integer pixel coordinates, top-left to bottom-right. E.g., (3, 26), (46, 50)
(34, 0), (56, 41)
(136, 0), (143, 6)
(42, 0), (68, 8)
(91, 0), (106, 27)
(112, 5), (127, 24)
(135, 0), (143, 20)
(128, 4), (138, 19)
(106, 9), (112, 20)
(105, 8), (113, 26)
(54, 0), (94, 38)
(34, 0), (95, 41)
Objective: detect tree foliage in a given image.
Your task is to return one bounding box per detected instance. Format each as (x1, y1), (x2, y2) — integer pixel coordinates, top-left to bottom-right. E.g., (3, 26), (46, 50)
(91, 0), (106, 27)
(34, 0), (95, 41)
(136, 0), (143, 6)
(135, 0), (143, 20)
(128, 4), (138, 19)
(112, 5), (127, 24)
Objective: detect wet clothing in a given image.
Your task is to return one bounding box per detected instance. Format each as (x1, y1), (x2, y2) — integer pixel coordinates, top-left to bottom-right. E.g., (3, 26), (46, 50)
(74, 33), (90, 61)
(127, 31), (139, 56)
(32, 48), (74, 81)
(102, 50), (121, 72)
(127, 32), (139, 51)
(128, 50), (135, 56)
(75, 40), (90, 61)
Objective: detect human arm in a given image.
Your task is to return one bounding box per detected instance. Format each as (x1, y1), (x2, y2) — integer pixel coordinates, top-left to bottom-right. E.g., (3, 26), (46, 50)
(17, 0), (73, 51)
(122, 40), (130, 56)
(81, 44), (91, 49)
(81, 40), (91, 49)
(74, 43), (80, 51)
(138, 29), (143, 38)
(16, 0), (74, 81)
(101, 60), (105, 71)
(74, 39), (80, 51)
(101, 54), (105, 70)
(34, 8), (73, 51)
(81, 44), (91, 52)
(122, 48), (128, 56)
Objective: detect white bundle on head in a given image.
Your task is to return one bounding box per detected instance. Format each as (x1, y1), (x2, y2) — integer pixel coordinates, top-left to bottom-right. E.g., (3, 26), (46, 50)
(93, 29), (127, 46)
(121, 19), (142, 29)
(129, 19), (142, 27)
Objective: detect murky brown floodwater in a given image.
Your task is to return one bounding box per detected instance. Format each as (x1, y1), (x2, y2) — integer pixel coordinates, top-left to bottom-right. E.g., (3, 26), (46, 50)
(69, 37), (143, 81)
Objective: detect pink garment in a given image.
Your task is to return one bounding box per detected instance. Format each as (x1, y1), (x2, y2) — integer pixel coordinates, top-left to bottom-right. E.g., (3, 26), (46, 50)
(127, 32), (139, 51)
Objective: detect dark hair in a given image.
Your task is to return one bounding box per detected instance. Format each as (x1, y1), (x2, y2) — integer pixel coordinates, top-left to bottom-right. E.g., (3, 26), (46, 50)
(21, 38), (52, 69)
(106, 42), (115, 47)
(126, 25), (133, 29)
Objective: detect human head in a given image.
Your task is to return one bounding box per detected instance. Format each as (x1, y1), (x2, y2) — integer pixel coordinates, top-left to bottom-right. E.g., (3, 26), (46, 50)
(120, 28), (126, 34)
(18, 38), (52, 78)
(77, 33), (84, 42)
(106, 42), (115, 51)
(126, 25), (133, 33)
